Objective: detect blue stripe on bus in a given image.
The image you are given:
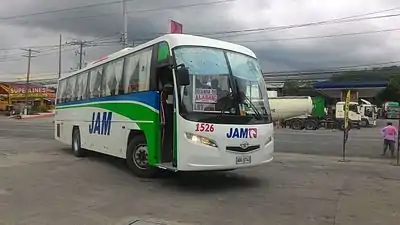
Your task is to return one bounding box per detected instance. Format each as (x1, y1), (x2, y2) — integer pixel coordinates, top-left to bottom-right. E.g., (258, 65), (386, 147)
(56, 91), (160, 110)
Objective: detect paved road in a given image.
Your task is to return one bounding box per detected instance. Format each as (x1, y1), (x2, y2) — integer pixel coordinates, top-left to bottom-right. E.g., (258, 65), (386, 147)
(275, 119), (398, 159)
(1, 117), (400, 225)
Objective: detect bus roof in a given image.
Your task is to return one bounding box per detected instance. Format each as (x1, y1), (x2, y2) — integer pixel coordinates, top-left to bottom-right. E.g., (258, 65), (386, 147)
(60, 34), (256, 81)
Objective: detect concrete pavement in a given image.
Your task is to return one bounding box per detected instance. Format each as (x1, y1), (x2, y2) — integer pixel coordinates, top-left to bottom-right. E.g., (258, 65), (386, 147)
(0, 117), (400, 225)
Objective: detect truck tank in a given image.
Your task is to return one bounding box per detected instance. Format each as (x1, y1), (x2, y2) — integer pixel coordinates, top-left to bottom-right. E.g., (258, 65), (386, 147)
(268, 96), (313, 122)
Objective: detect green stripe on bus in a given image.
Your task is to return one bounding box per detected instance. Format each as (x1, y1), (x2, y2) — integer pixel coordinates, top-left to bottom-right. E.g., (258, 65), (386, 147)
(57, 102), (161, 166)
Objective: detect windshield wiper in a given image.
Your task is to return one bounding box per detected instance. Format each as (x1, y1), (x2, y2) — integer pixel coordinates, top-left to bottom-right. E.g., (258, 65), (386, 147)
(237, 91), (263, 120)
(215, 91), (264, 120)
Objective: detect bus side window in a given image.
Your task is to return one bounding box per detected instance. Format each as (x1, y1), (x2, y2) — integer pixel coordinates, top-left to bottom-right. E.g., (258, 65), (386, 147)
(102, 58), (124, 97)
(70, 75), (77, 101)
(124, 53), (139, 93)
(89, 66), (103, 98)
(102, 62), (114, 97)
(80, 72), (88, 100)
(57, 80), (66, 104)
(65, 77), (72, 102)
(123, 47), (152, 93)
(115, 58), (124, 95)
(138, 50), (151, 91)
(74, 72), (88, 101)
(73, 74), (80, 101)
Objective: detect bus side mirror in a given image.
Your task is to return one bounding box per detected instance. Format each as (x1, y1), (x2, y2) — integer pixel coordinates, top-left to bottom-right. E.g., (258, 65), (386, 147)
(176, 67), (190, 86)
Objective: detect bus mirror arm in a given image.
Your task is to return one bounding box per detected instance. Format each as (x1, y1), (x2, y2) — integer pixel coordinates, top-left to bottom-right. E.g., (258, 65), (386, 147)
(163, 84), (174, 95)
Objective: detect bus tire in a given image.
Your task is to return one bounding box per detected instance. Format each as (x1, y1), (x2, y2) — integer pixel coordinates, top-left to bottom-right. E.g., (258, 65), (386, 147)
(126, 135), (158, 178)
(72, 127), (85, 157)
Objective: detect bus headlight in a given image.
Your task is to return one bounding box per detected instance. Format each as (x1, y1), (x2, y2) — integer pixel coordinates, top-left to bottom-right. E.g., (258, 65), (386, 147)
(185, 132), (218, 148)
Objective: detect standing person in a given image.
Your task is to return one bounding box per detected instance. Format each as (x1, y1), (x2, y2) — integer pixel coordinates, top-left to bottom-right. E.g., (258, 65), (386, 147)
(381, 122), (397, 157)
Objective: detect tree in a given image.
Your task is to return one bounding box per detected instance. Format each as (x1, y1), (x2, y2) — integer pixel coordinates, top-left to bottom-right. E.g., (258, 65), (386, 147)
(282, 80), (299, 95)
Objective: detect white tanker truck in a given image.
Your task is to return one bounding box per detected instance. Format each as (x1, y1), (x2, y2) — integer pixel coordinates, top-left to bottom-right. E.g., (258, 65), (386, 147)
(269, 96), (362, 130)
(268, 96), (314, 122)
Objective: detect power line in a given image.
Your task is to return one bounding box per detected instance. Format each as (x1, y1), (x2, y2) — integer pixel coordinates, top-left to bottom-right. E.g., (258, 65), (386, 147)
(0, 46), (73, 64)
(0, 34), (120, 62)
(263, 60), (400, 75)
(1, 0), (237, 26)
(19, 3), (399, 39)
(199, 9), (400, 38)
(0, 43), (116, 65)
(0, 0), (131, 22)
(0, 44), (62, 51)
(127, 0), (236, 14)
(108, 6), (400, 39)
(0, 0), (399, 47)
(2, 1), (399, 43)
(235, 27), (400, 43)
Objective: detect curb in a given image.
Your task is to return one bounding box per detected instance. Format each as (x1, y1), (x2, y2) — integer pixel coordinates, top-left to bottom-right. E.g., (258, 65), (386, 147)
(21, 114), (55, 119)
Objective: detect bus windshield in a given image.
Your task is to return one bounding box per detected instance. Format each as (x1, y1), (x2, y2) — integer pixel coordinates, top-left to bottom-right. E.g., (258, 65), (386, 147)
(173, 46), (271, 124)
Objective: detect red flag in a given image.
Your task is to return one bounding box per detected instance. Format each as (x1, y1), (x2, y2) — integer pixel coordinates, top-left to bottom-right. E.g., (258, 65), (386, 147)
(170, 20), (183, 34)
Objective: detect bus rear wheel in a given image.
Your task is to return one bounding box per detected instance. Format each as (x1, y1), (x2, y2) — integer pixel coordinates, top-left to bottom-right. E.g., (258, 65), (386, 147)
(72, 127), (85, 157)
(126, 135), (158, 178)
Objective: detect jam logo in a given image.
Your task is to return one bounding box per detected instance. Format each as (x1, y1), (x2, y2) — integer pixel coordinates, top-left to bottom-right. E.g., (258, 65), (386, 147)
(89, 112), (113, 135)
(226, 128), (258, 139)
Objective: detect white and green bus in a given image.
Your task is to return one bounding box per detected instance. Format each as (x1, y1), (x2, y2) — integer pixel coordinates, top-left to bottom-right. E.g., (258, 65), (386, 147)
(55, 34), (273, 178)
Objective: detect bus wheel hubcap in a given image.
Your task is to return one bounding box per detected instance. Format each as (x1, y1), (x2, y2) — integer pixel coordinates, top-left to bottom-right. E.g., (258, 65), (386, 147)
(134, 145), (148, 169)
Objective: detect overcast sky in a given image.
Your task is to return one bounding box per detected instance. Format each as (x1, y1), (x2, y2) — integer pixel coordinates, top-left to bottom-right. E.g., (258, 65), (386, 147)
(0, 0), (400, 81)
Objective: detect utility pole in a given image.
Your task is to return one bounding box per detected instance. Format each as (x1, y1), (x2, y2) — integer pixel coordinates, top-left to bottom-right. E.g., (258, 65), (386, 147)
(66, 40), (90, 70)
(21, 48), (40, 115)
(58, 34), (62, 78)
(123, 0), (128, 48)
(79, 41), (84, 69)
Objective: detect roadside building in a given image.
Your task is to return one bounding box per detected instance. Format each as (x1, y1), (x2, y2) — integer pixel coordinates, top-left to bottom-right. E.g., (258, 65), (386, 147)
(0, 82), (56, 111)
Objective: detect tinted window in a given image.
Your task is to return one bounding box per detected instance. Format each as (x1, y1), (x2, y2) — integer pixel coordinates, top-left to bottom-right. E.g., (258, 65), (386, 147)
(65, 76), (76, 102)
(57, 79), (66, 103)
(76, 72), (88, 100)
(89, 66), (103, 98)
(123, 47), (152, 93)
(102, 58), (124, 96)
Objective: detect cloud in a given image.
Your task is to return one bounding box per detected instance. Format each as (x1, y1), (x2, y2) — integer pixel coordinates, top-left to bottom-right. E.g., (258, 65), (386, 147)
(0, 0), (400, 81)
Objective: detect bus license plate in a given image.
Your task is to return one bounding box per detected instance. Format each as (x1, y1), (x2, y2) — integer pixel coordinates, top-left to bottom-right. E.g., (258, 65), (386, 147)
(236, 155), (251, 164)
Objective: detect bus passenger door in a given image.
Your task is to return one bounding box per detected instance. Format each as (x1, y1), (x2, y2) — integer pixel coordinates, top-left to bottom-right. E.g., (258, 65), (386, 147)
(157, 66), (176, 168)
(160, 84), (174, 163)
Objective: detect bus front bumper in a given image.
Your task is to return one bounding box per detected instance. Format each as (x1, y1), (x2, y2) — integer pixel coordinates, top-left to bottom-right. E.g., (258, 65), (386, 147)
(177, 140), (274, 171)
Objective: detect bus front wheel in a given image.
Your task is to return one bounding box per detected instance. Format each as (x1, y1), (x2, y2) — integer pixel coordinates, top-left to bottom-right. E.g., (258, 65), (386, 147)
(126, 135), (158, 178)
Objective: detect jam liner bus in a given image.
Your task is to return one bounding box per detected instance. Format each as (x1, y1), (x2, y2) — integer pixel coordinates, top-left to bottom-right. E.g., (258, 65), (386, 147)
(55, 34), (296, 178)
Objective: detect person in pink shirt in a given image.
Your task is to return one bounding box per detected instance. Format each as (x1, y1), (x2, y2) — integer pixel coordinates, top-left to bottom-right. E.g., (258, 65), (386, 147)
(381, 122), (397, 157)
